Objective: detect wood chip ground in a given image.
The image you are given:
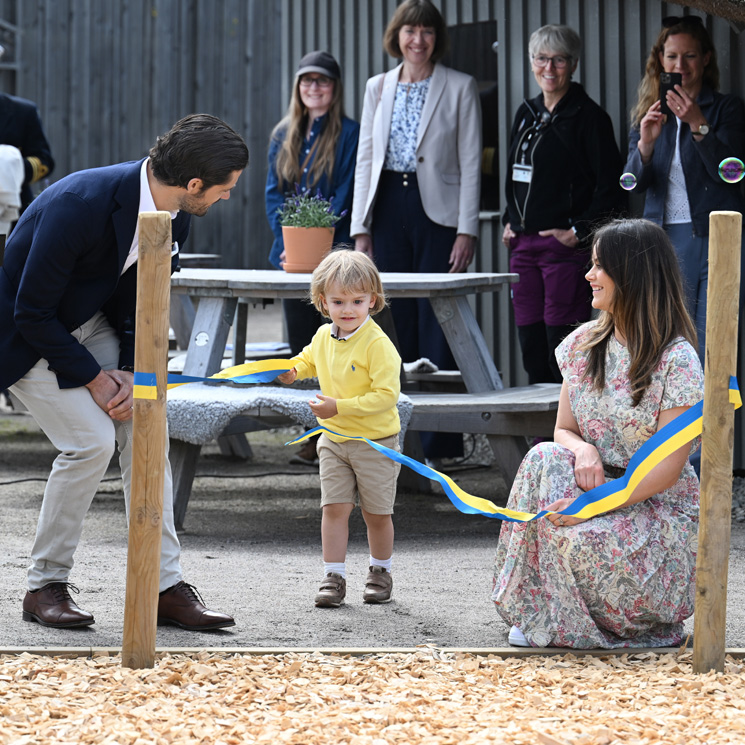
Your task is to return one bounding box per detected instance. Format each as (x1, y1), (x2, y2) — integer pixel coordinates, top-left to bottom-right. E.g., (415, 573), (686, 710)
(1, 650), (744, 744)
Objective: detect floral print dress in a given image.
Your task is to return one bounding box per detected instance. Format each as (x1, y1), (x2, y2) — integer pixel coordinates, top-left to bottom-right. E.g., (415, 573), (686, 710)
(492, 323), (704, 648)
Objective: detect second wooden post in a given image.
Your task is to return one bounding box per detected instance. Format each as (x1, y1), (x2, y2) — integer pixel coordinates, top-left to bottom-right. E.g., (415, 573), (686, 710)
(693, 210), (742, 674)
(122, 211), (173, 669)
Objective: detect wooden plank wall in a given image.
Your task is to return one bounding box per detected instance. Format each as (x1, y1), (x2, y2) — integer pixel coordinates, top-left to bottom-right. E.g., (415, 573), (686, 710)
(8, 0), (282, 270)
(280, 0), (745, 462)
(5, 0), (745, 464)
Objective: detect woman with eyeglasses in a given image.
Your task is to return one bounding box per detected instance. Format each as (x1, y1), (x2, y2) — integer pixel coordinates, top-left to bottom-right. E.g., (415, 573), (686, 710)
(265, 51), (360, 465)
(266, 51), (360, 346)
(625, 15), (745, 361)
(350, 0), (481, 464)
(502, 25), (626, 385)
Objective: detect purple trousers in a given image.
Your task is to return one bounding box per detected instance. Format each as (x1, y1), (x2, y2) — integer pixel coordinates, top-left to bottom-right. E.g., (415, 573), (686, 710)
(509, 232), (591, 327)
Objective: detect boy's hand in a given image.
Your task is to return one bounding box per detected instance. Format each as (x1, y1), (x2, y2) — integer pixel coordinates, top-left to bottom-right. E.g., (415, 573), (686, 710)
(277, 367), (297, 384)
(309, 394), (338, 419)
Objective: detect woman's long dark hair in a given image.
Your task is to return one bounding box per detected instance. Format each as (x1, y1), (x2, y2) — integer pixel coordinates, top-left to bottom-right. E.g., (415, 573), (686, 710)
(580, 219), (697, 406)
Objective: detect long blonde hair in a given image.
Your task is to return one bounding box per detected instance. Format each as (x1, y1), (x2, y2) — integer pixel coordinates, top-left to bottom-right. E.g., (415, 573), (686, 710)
(631, 17), (719, 126)
(271, 75), (345, 191)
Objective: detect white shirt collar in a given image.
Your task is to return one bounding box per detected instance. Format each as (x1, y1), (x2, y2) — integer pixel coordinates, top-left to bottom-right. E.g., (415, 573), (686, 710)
(121, 159), (179, 275)
(331, 314), (370, 340)
(139, 158), (179, 219)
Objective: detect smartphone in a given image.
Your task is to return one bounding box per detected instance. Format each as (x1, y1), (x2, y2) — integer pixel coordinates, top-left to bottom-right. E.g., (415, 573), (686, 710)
(659, 72), (683, 116)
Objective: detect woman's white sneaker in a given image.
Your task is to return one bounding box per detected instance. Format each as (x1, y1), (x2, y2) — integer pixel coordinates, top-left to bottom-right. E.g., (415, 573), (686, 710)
(508, 625), (530, 647)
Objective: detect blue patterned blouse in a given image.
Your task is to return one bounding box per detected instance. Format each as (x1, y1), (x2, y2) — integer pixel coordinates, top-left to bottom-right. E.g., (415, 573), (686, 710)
(384, 77), (431, 172)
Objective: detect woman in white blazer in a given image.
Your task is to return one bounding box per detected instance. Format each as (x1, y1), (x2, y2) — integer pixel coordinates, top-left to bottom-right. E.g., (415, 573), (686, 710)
(351, 0), (481, 461)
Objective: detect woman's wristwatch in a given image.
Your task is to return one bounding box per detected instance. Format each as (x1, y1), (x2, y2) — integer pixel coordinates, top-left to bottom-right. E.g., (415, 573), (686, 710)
(692, 122), (710, 139)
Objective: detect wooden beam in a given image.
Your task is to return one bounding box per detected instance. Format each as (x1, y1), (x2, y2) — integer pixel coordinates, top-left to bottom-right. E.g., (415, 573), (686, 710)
(6, 646), (745, 659)
(121, 212), (173, 669)
(694, 210), (742, 674)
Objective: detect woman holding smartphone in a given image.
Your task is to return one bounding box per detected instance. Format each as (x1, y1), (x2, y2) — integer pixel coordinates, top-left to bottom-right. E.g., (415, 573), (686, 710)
(625, 15), (745, 361)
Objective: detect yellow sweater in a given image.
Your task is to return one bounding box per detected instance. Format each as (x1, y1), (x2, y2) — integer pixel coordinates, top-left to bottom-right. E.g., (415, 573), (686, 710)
(294, 317), (401, 442)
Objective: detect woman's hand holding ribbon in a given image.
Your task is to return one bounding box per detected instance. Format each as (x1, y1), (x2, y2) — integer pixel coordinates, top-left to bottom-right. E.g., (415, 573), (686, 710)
(546, 496), (586, 528)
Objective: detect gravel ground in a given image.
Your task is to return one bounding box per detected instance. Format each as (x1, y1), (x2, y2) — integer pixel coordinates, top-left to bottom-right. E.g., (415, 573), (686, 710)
(1, 406), (744, 651)
(731, 477), (745, 522)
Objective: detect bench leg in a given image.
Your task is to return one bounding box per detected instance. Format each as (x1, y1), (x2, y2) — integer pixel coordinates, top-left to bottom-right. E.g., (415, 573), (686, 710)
(170, 439), (202, 531)
(487, 434), (529, 486)
(399, 430), (432, 493)
(217, 434), (253, 460)
(232, 301), (249, 366)
(170, 295), (196, 350)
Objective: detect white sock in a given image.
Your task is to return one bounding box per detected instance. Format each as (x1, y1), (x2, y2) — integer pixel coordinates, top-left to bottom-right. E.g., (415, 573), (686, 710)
(370, 555), (392, 572)
(324, 562), (346, 578)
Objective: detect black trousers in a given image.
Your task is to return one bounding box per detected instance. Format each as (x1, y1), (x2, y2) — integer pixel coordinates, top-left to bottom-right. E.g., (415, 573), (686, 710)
(371, 170), (463, 458)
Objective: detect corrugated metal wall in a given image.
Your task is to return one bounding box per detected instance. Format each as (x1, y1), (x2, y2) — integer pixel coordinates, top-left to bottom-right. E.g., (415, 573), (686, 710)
(5, 0), (282, 269)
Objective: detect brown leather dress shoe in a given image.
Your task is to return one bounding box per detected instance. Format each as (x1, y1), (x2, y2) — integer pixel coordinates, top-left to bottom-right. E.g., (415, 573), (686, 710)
(157, 581), (235, 630)
(22, 583), (95, 628)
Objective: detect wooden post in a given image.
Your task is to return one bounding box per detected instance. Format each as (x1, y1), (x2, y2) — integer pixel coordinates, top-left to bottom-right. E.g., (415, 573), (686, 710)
(122, 212), (173, 669)
(694, 210), (742, 674)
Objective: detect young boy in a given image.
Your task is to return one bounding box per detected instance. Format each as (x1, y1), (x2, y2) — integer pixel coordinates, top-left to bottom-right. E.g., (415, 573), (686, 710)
(278, 250), (402, 607)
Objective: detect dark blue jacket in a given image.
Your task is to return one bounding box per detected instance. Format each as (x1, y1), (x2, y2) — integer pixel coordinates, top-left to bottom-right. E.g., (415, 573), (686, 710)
(625, 87), (745, 236)
(503, 82), (627, 242)
(265, 114), (359, 268)
(0, 159), (190, 390)
(0, 92), (55, 209)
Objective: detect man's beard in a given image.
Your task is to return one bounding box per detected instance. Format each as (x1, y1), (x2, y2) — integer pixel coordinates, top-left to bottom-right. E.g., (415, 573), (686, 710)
(177, 193), (211, 216)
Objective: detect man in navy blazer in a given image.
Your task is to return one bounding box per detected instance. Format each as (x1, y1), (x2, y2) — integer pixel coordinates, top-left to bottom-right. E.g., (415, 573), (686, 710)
(0, 114), (248, 630)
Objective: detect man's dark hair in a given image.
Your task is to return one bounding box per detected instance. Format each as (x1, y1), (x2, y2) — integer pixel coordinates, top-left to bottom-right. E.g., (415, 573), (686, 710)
(149, 114), (249, 190)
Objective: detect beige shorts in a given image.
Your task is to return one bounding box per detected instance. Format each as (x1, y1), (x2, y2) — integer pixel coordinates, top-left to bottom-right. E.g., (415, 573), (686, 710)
(317, 433), (402, 514)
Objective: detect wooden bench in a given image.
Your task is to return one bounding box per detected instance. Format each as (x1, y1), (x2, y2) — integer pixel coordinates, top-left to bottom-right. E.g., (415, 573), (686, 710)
(168, 383), (561, 530)
(406, 384), (561, 484)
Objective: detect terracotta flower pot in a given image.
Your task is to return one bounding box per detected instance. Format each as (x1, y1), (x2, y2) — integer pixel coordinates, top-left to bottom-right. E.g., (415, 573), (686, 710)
(281, 226), (334, 273)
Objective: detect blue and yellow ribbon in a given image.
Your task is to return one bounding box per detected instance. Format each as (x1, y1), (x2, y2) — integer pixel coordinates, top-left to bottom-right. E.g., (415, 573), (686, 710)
(287, 377), (741, 523)
(133, 358), (299, 400)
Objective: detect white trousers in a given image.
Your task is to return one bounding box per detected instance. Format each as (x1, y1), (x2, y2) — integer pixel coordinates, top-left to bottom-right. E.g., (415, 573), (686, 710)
(10, 311), (183, 591)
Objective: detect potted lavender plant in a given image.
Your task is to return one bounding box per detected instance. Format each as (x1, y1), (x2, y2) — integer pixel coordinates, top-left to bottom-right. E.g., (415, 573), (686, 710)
(278, 186), (345, 273)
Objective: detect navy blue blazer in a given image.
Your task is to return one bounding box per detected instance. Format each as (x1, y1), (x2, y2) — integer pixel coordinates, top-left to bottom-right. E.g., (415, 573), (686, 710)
(0, 92), (55, 209)
(0, 159), (190, 390)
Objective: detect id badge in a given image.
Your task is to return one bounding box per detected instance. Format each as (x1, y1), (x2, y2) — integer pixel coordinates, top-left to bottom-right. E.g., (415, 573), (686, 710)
(512, 164), (533, 184)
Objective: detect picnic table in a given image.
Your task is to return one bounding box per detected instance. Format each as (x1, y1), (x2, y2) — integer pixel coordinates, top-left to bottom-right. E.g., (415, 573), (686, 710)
(170, 269), (515, 389)
(166, 268), (560, 529)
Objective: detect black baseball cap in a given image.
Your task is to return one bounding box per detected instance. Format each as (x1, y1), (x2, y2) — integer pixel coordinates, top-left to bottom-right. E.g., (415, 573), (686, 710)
(296, 51), (341, 80)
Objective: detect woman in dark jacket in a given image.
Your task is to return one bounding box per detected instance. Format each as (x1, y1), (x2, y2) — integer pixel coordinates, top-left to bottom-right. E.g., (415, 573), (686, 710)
(624, 15), (745, 361)
(502, 24), (626, 384)
(265, 51), (359, 354)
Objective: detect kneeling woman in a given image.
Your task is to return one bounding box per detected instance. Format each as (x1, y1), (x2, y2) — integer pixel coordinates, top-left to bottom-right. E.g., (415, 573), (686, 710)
(492, 219), (703, 649)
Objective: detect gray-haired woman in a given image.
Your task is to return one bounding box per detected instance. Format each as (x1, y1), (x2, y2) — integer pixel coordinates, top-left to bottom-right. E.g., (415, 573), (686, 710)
(502, 24), (626, 384)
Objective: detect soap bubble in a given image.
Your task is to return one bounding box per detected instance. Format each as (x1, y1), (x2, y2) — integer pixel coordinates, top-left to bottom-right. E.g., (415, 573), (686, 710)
(619, 173), (637, 191)
(718, 158), (745, 184)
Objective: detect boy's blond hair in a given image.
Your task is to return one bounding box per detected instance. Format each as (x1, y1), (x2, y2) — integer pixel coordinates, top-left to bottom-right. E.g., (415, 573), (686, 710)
(310, 249), (387, 317)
